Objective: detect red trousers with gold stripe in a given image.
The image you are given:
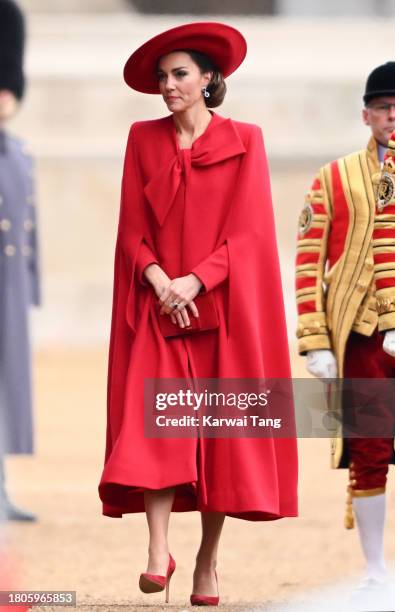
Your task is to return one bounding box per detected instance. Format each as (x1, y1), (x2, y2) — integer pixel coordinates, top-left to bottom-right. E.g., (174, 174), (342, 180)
(344, 331), (395, 493)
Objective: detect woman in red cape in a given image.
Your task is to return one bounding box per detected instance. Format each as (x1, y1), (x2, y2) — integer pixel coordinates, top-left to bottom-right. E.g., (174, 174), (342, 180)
(99, 22), (298, 605)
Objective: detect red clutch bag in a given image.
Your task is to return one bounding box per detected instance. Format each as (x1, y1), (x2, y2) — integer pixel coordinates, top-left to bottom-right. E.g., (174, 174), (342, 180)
(156, 293), (219, 338)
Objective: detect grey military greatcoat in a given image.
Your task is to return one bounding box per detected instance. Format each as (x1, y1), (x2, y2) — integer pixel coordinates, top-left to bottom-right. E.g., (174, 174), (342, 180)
(0, 129), (40, 455)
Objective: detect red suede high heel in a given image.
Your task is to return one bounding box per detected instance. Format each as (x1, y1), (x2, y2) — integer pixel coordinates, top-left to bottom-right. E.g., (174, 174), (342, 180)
(190, 570), (219, 606)
(139, 553), (176, 603)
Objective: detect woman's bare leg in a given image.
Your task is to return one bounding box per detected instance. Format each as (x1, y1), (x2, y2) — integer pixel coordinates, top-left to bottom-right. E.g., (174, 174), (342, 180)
(144, 487), (175, 574)
(193, 511), (226, 595)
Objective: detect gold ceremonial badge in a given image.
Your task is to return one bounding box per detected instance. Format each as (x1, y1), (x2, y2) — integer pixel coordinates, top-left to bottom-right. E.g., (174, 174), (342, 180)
(377, 172), (395, 212)
(298, 203), (313, 235)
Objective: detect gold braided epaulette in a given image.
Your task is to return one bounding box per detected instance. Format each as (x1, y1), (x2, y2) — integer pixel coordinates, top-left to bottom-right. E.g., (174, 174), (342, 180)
(376, 297), (395, 315)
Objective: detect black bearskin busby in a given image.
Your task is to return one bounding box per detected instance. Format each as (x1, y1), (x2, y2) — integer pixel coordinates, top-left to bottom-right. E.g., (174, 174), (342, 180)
(0, 0), (26, 100)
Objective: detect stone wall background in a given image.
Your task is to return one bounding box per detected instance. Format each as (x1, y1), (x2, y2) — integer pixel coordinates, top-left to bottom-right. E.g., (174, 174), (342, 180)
(8, 7), (395, 346)
(20, 0), (127, 12)
(19, 0), (395, 15)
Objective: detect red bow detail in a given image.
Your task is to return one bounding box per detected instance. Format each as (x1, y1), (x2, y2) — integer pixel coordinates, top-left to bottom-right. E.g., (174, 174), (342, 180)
(143, 118), (246, 226)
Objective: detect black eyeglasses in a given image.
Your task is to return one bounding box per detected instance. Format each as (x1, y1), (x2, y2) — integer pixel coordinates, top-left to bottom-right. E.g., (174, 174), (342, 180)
(367, 102), (395, 114)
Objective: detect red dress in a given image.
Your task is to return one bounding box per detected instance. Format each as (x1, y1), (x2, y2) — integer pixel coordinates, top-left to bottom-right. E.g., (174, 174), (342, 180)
(98, 111), (298, 521)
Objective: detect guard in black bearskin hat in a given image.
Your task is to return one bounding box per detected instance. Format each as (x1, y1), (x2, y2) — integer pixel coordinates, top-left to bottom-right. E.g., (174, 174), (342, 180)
(0, 0), (41, 521)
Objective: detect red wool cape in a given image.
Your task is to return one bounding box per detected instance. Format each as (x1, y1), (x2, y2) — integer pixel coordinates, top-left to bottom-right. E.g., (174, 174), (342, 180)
(99, 111), (298, 521)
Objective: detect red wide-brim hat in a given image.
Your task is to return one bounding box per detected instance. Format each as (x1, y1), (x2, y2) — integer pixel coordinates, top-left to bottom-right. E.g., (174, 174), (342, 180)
(123, 22), (247, 94)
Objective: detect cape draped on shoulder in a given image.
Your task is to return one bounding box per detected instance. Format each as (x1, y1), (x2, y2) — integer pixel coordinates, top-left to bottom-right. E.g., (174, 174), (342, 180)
(99, 112), (298, 521)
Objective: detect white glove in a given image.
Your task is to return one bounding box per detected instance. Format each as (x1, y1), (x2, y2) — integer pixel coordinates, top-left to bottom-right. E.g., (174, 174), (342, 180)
(383, 329), (395, 357)
(306, 349), (337, 379)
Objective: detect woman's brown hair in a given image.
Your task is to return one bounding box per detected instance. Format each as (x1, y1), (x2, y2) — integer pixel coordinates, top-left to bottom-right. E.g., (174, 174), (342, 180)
(183, 49), (227, 108)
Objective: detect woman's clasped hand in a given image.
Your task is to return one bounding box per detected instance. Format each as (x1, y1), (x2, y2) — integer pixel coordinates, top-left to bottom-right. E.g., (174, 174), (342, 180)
(145, 263), (202, 327)
(159, 273), (202, 328)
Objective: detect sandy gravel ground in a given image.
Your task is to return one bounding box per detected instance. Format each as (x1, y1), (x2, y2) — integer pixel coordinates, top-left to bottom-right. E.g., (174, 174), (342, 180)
(0, 348), (394, 612)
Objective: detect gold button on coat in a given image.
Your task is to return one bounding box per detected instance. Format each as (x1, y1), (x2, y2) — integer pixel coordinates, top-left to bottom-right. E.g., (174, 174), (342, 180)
(21, 245), (32, 256)
(4, 245), (16, 256)
(0, 219), (11, 231)
(23, 219), (34, 231)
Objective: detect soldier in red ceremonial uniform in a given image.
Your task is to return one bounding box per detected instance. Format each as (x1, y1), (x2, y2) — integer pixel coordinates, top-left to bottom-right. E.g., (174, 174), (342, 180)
(295, 62), (395, 606)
